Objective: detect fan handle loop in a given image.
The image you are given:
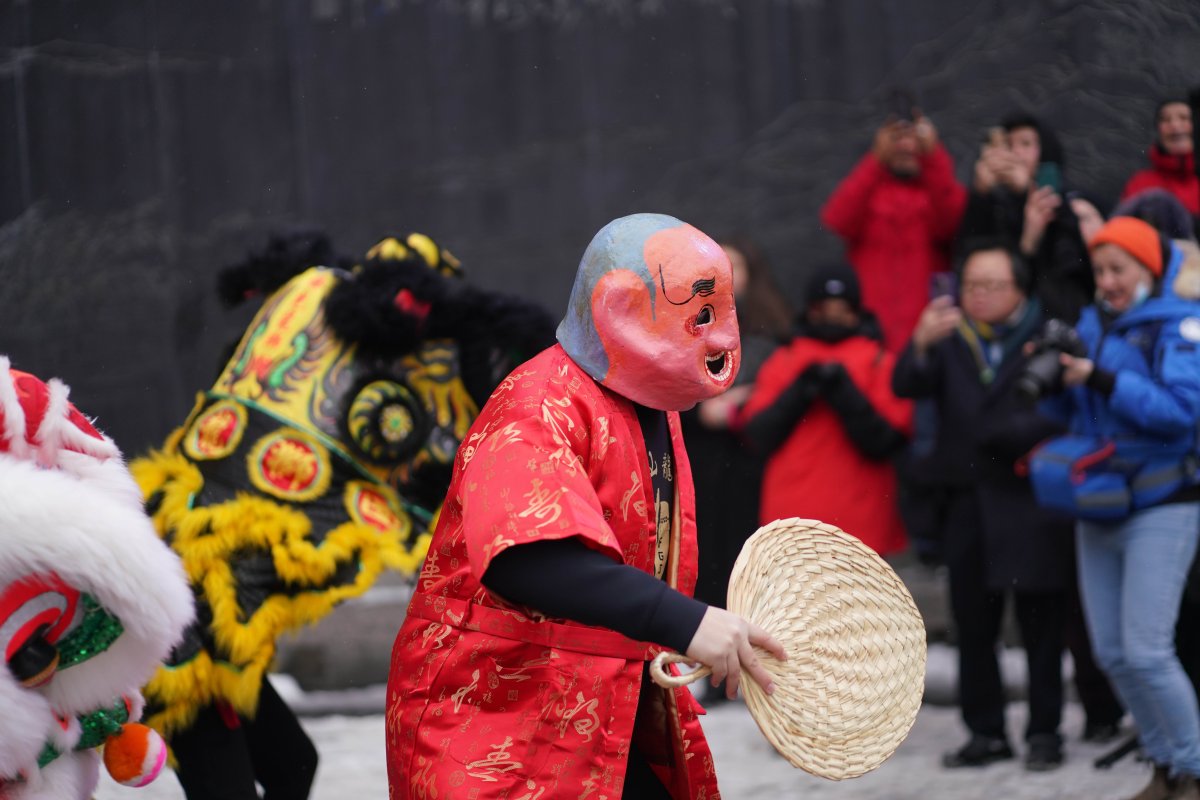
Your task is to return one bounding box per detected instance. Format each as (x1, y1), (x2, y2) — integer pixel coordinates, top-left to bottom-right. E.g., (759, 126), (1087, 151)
(648, 651), (713, 688)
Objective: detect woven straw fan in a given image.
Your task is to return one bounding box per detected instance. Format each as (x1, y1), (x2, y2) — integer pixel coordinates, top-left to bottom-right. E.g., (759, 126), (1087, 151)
(650, 518), (927, 780)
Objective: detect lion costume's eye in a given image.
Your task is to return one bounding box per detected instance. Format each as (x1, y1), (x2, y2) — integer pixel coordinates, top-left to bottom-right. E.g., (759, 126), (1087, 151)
(344, 379), (432, 465)
(695, 305), (714, 326)
(0, 574), (81, 688)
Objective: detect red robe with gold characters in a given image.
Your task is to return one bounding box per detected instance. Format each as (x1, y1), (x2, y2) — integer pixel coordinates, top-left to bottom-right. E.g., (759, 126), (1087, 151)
(385, 344), (719, 800)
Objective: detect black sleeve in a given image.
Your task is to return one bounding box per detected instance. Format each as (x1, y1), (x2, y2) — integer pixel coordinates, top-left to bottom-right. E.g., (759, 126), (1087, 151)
(820, 364), (908, 460)
(958, 190), (1001, 241)
(891, 342), (942, 399)
(481, 538), (708, 655)
(740, 366), (825, 455)
(957, 188), (1023, 245)
(1030, 211), (1094, 324)
(1086, 367), (1117, 397)
(974, 401), (1066, 462)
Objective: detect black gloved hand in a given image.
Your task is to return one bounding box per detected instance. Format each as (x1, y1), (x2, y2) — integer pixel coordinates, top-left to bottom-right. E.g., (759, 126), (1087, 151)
(741, 364), (828, 455)
(819, 361), (908, 460)
(809, 361), (848, 389)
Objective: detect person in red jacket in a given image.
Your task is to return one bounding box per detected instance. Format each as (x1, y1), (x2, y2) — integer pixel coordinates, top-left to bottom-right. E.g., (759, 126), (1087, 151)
(1122, 96), (1198, 221)
(735, 265), (912, 556)
(820, 110), (967, 352)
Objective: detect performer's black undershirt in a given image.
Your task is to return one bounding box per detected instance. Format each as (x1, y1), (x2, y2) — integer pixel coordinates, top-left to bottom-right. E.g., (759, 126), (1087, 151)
(484, 538), (706, 653)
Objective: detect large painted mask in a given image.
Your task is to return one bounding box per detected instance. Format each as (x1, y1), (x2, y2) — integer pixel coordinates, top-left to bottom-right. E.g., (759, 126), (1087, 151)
(557, 213), (741, 411)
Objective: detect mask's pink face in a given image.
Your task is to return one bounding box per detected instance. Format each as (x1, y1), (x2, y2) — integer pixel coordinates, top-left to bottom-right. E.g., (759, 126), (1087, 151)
(591, 225), (741, 410)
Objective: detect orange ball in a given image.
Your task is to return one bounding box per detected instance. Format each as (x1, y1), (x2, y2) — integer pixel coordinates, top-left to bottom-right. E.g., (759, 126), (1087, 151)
(103, 723), (167, 788)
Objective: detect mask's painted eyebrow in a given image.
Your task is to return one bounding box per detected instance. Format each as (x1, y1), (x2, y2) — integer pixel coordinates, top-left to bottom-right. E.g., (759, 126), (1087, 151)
(658, 264), (716, 306)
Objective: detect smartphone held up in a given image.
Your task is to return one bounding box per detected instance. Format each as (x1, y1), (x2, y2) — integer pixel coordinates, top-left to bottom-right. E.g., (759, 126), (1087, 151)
(929, 272), (958, 304)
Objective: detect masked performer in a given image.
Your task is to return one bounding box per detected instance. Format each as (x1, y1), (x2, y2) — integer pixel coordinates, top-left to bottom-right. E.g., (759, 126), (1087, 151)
(385, 214), (785, 800)
(133, 233), (555, 799)
(0, 359), (192, 799)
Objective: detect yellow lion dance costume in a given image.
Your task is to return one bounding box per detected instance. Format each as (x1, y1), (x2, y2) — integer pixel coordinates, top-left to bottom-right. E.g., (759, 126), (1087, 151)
(132, 232), (554, 795)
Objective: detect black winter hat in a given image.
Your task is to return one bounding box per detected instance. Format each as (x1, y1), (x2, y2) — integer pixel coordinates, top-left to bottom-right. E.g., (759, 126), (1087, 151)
(804, 264), (862, 311)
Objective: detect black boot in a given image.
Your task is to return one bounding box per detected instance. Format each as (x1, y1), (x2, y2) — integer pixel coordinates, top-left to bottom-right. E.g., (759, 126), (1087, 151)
(1082, 720), (1123, 743)
(941, 734), (1014, 768)
(1024, 733), (1064, 771)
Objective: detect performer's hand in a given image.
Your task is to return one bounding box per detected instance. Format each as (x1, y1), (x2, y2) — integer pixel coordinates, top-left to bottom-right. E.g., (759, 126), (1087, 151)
(686, 606), (787, 700)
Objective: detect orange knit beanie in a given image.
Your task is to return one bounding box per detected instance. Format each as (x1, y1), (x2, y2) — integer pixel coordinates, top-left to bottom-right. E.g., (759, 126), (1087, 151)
(1088, 216), (1164, 277)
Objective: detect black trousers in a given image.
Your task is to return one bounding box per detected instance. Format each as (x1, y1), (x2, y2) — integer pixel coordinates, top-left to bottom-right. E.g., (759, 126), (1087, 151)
(171, 678), (318, 800)
(623, 745), (673, 799)
(944, 492), (1066, 741)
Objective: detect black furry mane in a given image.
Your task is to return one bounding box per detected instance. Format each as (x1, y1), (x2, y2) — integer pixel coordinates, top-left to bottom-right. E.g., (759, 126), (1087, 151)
(323, 257), (556, 358)
(217, 231), (345, 307)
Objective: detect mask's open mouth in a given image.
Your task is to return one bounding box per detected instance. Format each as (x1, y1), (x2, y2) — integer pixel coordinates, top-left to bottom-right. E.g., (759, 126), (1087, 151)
(705, 350), (734, 383)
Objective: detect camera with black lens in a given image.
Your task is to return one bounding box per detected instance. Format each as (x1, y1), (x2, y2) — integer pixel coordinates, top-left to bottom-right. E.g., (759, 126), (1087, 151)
(1015, 319), (1087, 401)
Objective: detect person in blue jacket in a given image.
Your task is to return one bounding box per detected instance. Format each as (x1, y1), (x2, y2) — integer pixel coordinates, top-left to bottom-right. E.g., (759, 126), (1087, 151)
(1039, 215), (1200, 800)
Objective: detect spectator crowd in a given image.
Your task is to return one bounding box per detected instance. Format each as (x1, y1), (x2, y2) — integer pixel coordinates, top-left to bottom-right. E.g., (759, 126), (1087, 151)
(689, 92), (1200, 800)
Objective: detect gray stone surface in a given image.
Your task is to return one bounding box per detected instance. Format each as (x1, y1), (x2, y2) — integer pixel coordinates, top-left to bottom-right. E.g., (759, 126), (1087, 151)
(274, 573), (413, 691)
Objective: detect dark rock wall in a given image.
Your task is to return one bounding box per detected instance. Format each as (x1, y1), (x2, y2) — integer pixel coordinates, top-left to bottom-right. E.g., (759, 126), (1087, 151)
(2, 0), (1197, 453)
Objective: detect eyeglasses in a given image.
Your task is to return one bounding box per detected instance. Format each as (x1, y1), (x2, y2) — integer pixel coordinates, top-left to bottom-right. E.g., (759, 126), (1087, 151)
(961, 279), (1015, 294)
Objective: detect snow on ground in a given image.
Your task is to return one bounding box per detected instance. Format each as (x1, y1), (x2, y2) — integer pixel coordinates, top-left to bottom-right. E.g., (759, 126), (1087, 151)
(93, 644), (1149, 800)
(95, 713), (385, 800)
(96, 700), (1150, 800)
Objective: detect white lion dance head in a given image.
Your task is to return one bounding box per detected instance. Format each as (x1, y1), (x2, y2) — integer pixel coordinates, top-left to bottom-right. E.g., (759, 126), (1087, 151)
(0, 357), (192, 800)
